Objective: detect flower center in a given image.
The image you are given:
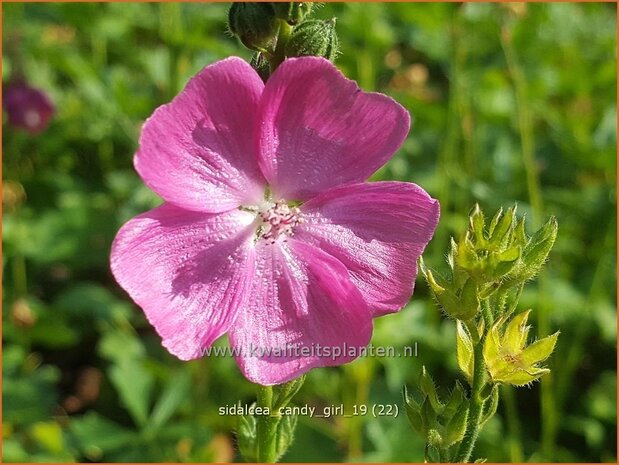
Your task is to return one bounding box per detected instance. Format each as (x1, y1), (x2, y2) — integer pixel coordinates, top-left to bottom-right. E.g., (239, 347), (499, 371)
(257, 200), (303, 244)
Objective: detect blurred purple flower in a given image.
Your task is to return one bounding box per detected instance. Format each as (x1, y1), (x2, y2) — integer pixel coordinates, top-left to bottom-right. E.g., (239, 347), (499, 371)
(3, 81), (55, 134)
(111, 57), (440, 385)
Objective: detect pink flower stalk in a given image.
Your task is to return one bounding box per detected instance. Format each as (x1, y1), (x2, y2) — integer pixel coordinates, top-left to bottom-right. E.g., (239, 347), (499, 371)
(3, 81), (55, 134)
(111, 57), (439, 385)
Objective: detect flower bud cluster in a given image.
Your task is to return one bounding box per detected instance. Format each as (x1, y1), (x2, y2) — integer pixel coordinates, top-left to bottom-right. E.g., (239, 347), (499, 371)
(403, 368), (469, 451)
(227, 2), (339, 78)
(406, 204), (559, 461)
(421, 204), (557, 322)
(422, 204), (559, 387)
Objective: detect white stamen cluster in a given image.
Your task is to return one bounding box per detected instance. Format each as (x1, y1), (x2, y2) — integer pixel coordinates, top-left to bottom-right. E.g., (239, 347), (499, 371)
(259, 200), (304, 244)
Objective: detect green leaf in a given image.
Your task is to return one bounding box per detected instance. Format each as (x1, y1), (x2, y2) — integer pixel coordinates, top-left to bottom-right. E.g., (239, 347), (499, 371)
(500, 367), (550, 386)
(456, 321), (474, 382)
(237, 413), (258, 462)
(2, 438), (29, 462)
(521, 331), (560, 365)
(469, 203), (486, 245)
(3, 349), (60, 426)
(147, 368), (191, 433)
(98, 328), (145, 362)
(109, 359), (154, 428)
(275, 414), (299, 461)
(70, 412), (137, 454)
(403, 385), (424, 434)
(487, 207), (504, 237)
(480, 385), (500, 427)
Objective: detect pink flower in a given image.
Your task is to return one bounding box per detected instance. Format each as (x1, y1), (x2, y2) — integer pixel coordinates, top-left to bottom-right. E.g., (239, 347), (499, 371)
(111, 57), (439, 385)
(3, 81), (55, 134)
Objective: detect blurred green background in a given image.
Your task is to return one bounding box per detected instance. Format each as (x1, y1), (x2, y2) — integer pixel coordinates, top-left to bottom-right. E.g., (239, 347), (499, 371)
(2, 2), (616, 462)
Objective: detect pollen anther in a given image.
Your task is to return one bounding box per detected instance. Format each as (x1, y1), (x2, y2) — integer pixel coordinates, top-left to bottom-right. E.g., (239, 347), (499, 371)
(258, 200), (303, 243)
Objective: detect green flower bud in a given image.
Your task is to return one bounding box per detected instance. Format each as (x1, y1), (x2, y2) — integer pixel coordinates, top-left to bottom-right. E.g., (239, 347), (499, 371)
(453, 205), (530, 285)
(459, 277), (481, 319)
(483, 311), (559, 386)
(487, 207), (504, 238)
(488, 205), (517, 249)
(469, 203), (487, 247)
(404, 376), (469, 448)
(271, 2), (314, 25)
(444, 380), (466, 416)
(425, 205), (557, 323)
(421, 395), (438, 433)
(513, 216), (527, 248)
(454, 234), (482, 277)
(421, 257), (480, 321)
(228, 2), (279, 52)
(403, 385), (424, 434)
(508, 216), (558, 284)
(419, 366), (443, 411)
(285, 18), (339, 61)
(442, 398), (468, 447)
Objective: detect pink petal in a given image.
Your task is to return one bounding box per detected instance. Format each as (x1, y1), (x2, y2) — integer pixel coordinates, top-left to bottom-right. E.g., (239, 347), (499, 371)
(257, 56), (410, 200)
(296, 182), (440, 316)
(135, 57), (266, 213)
(110, 203), (256, 359)
(228, 239), (373, 385)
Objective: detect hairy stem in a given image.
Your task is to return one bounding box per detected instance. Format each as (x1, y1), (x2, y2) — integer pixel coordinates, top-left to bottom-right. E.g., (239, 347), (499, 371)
(455, 323), (487, 462)
(481, 299), (494, 327)
(256, 386), (278, 463)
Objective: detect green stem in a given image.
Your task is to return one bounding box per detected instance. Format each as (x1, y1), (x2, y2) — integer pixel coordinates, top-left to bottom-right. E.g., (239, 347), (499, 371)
(455, 324), (486, 462)
(268, 20), (292, 73)
(481, 299), (494, 327)
(256, 386), (279, 463)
